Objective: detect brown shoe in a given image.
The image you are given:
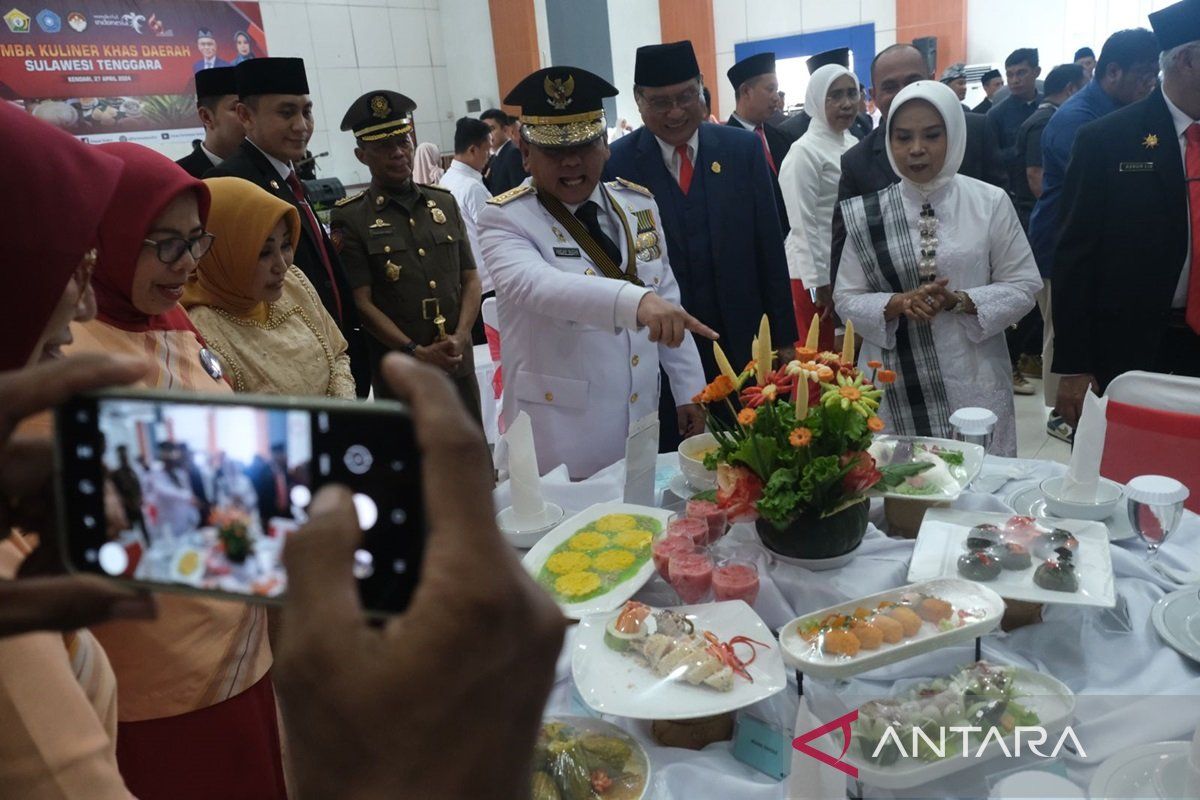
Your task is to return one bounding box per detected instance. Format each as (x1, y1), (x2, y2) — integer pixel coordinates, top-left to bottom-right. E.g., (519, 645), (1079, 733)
(1013, 370), (1035, 395)
(1018, 354), (1043, 379)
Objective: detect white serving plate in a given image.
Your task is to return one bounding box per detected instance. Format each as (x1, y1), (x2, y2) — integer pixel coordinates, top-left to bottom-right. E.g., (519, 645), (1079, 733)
(779, 579), (1005, 680)
(845, 667), (1076, 790)
(1152, 588), (1200, 665)
(521, 501), (671, 619)
(1007, 485), (1135, 541)
(867, 436), (985, 502)
(1088, 741), (1191, 800)
(667, 472), (700, 501)
(571, 600), (787, 720)
(907, 509), (1116, 608)
(537, 716), (651, 800)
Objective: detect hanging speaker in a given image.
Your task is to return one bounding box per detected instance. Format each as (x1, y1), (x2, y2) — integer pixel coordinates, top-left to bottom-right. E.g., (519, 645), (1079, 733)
(912, 36), (938, 75)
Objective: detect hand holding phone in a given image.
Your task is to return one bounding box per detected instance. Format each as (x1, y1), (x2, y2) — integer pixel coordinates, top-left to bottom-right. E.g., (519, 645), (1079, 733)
(274, 355), (567, 800)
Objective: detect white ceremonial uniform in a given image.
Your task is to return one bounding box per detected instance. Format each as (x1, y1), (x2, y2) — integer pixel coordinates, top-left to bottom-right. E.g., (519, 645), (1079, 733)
(479, 178), (706, 479)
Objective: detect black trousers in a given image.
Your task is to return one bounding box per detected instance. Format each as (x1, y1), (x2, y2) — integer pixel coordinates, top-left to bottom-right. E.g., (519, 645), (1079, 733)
(471, 291), (495, 347)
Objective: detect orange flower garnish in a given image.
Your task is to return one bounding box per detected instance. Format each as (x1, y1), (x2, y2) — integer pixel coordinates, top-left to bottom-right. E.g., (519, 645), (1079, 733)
(789, 427), (813, 447)
(867, 360), (883, 369)
(737, 408), (758, 426)
(839, 386), (862, 402)
(877, 369), (897, 384)
(795, 346), (818, 362)
(693, 374), (734, 404)
(867, 416), (885, 432)
(816, 365), (835, 382)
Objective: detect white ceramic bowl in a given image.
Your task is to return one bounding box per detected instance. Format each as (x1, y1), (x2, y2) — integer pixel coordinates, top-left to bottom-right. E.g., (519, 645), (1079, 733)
(677, 432), (718, 490)
(1040, 475), (1124, 521)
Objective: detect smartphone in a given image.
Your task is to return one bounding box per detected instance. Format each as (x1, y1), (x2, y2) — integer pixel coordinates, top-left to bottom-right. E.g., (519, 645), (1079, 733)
(55, 389), (424, 615)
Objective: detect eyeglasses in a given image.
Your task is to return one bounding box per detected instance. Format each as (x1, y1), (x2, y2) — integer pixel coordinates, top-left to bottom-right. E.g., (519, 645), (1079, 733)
(141, 233), (215, 264)
(828, 87), (861, 104)
(640, 89), (702, 114)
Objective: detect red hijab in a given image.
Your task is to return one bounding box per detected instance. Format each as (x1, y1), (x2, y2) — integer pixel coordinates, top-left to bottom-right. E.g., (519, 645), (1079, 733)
(92, 143), (212, 335)
(0, 102), (123, 371)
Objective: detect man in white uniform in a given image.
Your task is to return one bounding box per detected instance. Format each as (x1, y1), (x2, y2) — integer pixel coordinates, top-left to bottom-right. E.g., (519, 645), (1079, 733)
(479, 67), (713, 479)
(440, 115), (495, 343)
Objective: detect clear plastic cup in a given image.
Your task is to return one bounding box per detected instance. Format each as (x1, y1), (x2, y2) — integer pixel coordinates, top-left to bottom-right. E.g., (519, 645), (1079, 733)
(652, 532), (695, 582)
(686, 498), (729, 545)
(667, 515), (710, 546)
(669, 547), (714, 604)
(712, 557), (760, 605)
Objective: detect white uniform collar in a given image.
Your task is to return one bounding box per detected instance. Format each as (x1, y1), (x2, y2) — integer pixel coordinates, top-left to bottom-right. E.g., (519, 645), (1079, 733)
(447, 158), (483, 181)
(564, 182), (611, 215)
(200, 142), (224, 167)
(1163, 88), (1198, 142)
(731, 112), (759, 130)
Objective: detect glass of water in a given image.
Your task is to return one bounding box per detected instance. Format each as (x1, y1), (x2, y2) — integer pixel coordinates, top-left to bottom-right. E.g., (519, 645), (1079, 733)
(1125, 475), (1189, 561)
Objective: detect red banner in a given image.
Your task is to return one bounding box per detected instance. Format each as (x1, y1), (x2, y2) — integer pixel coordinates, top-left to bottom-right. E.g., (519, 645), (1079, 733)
(1, 0), (266, 142)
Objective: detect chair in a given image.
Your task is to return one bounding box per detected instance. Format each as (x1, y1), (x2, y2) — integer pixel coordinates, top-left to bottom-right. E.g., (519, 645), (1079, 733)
(1101, 371), (1200, 513)
(479, 297), (503, 438)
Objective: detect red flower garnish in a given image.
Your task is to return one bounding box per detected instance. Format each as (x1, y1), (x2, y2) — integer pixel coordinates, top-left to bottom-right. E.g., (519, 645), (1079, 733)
(840, 451), (882, 494)
(738, 368), (796, 408)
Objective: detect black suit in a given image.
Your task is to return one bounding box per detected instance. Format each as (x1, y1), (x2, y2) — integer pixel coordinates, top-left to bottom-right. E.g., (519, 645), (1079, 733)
(1052, 87), (1200, 388)
(973, 97), (994, 115)
(247, 458), (293, 531)
(175, 140), (215, 179)
(830, 111), (1007, 281)
(725, 115), (796, 231)
(483, 140), (527, 195)
(205, 139), (371, 396)
(778, 110), (872, 142)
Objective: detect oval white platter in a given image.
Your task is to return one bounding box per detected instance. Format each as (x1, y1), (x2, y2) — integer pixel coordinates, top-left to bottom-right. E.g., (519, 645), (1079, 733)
(779, 578), (1005, 681)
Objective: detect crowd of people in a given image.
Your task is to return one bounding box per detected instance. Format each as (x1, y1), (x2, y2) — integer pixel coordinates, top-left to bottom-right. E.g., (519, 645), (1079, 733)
(2, 0), (1200, 796)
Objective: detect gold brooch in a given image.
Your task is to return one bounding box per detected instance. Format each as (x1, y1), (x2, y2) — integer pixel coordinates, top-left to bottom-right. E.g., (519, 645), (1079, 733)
(1143, 133), (1159, 149)
(711, 161), (722, 174)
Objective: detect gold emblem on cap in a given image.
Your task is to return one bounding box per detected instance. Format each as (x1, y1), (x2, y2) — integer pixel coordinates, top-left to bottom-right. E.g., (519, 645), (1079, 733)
(544, 74), (575, 111)
(711, 161), (721, 174)
(370, 94), (391, 119)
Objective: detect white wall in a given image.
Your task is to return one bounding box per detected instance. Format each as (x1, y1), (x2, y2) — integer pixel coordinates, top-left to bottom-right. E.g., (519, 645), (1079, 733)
(966, 0), (1173, 72)
(607, 0), (662, 124)
(440, 0), (502, 120)
(712, 0), (895, 119)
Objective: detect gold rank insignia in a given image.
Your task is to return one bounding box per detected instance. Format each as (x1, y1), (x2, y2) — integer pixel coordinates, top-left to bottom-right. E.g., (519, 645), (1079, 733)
(613, 177), (652, 197)
(385, 259), (401, 281)
(430, 207), (447, 224)
(711, 161), (722, 174)
(1143, 133), (1159, 149)
(486, 184), (536, 205)
(334, 190), (364, 207)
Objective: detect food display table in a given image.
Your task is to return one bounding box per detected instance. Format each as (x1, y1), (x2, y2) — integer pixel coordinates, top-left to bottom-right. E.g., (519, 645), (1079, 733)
(499, 455), (1200, 798)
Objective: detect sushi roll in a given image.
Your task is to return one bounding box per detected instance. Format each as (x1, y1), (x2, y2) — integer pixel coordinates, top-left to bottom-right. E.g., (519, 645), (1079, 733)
(871, 614), (904, 643)
(850, 620), (884, 650)
(1033, 559), (1079, 592)
(916, 597), (953, 623)
(886, 606), (923, 637)
(957, 551), (1001, 582)
(966, 524), (1001, 551)
(821, 628), (862, 657)
(995, 542), (1032, 571)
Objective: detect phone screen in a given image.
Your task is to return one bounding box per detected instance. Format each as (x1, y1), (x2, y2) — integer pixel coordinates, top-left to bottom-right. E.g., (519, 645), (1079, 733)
(56, 391), (424, 614)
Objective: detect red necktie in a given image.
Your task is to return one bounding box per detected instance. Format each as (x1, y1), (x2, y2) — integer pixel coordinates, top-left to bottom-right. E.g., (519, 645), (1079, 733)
(286, 170), (343, 323)
(755, 124), (777, 174)
(675, 143), (693, 194)
(1186, 124), (1200, 334)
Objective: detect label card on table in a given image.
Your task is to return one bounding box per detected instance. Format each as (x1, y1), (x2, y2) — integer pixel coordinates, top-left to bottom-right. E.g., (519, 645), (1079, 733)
(622, 412), (659, 506)
(732, 713), (791, 780)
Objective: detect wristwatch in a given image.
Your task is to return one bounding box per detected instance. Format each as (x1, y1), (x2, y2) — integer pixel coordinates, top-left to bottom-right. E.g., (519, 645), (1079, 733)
(949, 290), (971, 314)
(399, 341), (418, 355)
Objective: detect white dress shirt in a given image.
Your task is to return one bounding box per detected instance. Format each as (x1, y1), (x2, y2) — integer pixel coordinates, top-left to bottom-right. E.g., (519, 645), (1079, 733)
(1163, 90), (1195, 308)
(439, 159), (494, 292)
(564, 182), (620, 244)
(200, 142), (224, 168)
(655, 129), (700, 183)
(248, 139), (293, 180)
(778, 124), (856, 287)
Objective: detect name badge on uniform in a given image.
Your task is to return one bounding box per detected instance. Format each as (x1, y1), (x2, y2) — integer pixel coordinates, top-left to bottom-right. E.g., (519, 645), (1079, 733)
(1119, 161), (1156, 172)
(554, 246), (581, 258)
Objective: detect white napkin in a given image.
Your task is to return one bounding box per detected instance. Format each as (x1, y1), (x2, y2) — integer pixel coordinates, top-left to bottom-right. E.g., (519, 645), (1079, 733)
(622, 412), (659, 506)
(1061, 390), (1108, 502)
(503, 411), (546, 525)
(493, 461), (625, 522)
(786, 696), (849, 799)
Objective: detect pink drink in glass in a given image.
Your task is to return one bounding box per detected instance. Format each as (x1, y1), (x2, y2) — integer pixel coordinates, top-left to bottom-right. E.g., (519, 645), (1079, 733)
(652, 534), (695, 581)
(712, 559), (760, 605)
(686, 499), (728, 545)
(669, 549), (714, 604)
(668, 516), (710, 546)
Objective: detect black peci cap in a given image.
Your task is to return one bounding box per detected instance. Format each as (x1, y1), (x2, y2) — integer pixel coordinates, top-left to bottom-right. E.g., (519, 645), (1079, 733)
(195, 66), (236, 99)
(197, 28), (214, 39)
(504, 66), (617, 148)
(1074, 46), (1095, 60)
(235, 57), (309, 98)
(340, 90), (416, 141)
(727, 51), (776, 91)
(634, 41), (701, 87)
(806, 47), (850, 74)
(981, 68), (1002, 83)
(1150, 0), (1200, 51)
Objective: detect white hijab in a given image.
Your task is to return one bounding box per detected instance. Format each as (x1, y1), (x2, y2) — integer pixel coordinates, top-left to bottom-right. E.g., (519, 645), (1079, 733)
(884, 80), (966, 196)
(803, 64), (858, 147)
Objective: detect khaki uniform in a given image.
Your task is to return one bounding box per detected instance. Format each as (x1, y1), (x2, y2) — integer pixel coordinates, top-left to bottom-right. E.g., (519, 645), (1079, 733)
(332, 181), (481, 418)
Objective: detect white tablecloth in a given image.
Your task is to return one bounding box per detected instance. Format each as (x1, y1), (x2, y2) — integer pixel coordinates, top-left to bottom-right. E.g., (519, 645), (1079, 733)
(499, 456), (1200, 799)
(473, 343), (499, 443)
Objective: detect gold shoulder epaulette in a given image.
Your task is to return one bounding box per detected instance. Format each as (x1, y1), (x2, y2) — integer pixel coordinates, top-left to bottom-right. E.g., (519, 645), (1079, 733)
(486, 184), (536, 206)
(334, 190), (365, 207)
(611, 177), (653, 197)
(420, 182), (453, 194)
